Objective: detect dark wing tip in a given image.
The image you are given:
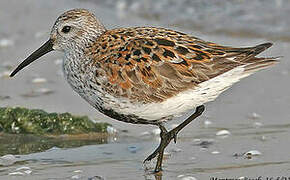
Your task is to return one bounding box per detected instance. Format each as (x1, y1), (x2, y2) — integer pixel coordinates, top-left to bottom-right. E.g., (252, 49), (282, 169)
(258, 42), (273, 48)
(253, 42), (273, 55)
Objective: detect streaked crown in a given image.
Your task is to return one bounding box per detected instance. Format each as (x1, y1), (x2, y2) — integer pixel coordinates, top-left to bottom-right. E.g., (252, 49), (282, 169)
(50, 9), (106, 51)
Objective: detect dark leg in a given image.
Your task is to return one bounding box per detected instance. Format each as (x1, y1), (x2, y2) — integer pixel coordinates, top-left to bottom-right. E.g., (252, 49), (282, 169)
(144, 105), (205, 173)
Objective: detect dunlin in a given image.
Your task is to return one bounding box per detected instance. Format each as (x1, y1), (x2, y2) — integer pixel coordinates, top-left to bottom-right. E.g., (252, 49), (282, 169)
(10, 9), (278, 172)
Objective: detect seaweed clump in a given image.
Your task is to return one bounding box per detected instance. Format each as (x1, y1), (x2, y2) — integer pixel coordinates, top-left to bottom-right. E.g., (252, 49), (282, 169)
(0, 107), (110, 135)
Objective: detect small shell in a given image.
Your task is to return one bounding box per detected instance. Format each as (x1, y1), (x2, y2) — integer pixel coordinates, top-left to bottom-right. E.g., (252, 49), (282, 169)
(0, 39), (14, 48)
(248, 112), (261, 120)
(216, 129), (231, 136)
(36, 88), (54, 95)
(32, 77), (47, 84)
(244, 150), (262, 157)
(15, 166), (31, 171)
(178, 175), (197, 180)
(73, 170), (83, 173)
(204, 120), (212, 127)
(9, 172), (24, 176)
(211, 151), (220, 154)
(253, 122), (263, 128)
(71, 174), (82, 179)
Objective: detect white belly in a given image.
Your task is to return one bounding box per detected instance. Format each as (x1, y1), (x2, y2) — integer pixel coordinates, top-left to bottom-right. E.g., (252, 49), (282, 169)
(109, 66), (252, 121)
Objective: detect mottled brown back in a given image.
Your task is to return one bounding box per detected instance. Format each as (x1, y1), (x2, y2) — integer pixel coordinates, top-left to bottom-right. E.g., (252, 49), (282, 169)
(84, 27), (277, 103)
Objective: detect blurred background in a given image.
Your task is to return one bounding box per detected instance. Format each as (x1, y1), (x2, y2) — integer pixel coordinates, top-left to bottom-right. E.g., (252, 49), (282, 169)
(0, 0), (289, 179)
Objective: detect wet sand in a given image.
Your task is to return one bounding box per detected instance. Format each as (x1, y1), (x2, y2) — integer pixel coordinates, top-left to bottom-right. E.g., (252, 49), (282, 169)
(0, 0), (290, 179)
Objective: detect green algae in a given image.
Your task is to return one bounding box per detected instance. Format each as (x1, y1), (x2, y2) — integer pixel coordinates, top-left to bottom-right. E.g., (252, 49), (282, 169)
(0, 107), (110, 135)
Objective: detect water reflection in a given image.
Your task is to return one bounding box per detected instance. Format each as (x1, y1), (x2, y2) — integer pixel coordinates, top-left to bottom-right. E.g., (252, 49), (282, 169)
(0, 133), (108, 155)
(144, 171), (163, 180)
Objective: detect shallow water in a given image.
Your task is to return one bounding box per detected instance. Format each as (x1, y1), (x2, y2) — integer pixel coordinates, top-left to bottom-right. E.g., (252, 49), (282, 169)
(0, 0), (290, 179)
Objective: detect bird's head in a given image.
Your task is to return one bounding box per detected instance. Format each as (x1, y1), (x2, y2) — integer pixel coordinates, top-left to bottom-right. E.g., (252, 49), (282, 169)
(10, 9), (106, 77)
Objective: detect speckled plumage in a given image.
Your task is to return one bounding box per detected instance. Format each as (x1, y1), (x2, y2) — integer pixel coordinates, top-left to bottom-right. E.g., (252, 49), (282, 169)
(47, 9), (277, 125)
(10, 9), (278, 172)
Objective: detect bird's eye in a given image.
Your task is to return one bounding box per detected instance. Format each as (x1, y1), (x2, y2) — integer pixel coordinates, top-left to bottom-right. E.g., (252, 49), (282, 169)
(61, 26), (71, 33)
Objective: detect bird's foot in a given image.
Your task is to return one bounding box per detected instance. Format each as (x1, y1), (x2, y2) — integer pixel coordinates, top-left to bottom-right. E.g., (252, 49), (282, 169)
(143, 105), (205, 173)
(143, 126), (169, 163)
(143, 146), (161, 162)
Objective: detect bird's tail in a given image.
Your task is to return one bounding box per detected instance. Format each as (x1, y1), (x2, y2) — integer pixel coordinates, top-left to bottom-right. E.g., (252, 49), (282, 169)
(241, 43), (280, 73)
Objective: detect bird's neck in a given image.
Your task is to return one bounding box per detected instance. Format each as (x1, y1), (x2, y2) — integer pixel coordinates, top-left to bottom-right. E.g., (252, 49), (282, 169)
(63, 46), (88, 72)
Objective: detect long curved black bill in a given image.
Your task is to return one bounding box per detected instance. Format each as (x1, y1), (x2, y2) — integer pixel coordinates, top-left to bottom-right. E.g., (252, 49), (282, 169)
(10, 39), (54, 77)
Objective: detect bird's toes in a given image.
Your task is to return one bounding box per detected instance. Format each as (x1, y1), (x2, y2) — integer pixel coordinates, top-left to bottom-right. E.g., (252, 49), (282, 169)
(143, 152), (158, 163)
